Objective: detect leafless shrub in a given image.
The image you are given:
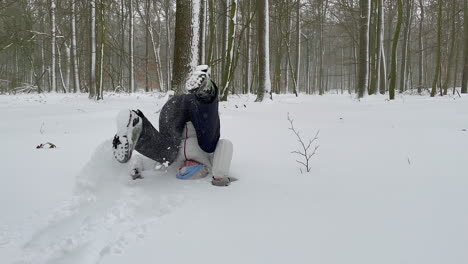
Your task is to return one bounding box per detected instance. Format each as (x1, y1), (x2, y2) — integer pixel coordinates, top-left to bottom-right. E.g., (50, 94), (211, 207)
(287, 113), (319, 173)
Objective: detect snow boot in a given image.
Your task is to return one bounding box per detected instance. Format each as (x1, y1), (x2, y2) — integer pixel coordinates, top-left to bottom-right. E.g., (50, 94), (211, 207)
(112, 109), (143, 163)
(176, 160), (209, 180)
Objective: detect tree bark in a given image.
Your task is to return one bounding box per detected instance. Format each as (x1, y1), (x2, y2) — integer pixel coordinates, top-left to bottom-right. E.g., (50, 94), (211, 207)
(357, 0), (370, 98)
(460, 0), (467, 93)
(431, 0), (442, 97)
(50, 0), (57, 93)
(443, 0), (457, 95)
(294, 0), (301, 95)
(389, 0), (403, 100)
(220, 0), (237, 100)
(172, 0), (197, 94)
(417, 0), (424, 94)
(399, 0), (412, 93)
(71, 0), (80, 93)
(89, 0), (97, 98)
(129, 0), (135, 93)
(255, 0), (271, 101)
(378, 0), (386, 94)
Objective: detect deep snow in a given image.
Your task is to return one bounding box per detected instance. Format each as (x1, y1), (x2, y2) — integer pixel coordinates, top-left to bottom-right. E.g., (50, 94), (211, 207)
(0, 92), (467, 264)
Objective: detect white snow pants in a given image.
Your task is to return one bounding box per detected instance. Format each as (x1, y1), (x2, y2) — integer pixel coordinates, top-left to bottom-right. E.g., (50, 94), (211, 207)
(175, 122), (233, 178)
(131, 122), (232, 178)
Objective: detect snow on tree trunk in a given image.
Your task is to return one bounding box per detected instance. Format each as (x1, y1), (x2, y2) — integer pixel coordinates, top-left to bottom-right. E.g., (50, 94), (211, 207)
(71, 0), (80, 93)
(90, 0), (97, 98)
(255, 0), (272, 102)
(357, 0), (370, 98)
(172, 0), (201, 95)
(50, 0), (57, 93)
(129, 0), (135, 93)
(190, 0), (201, 69)
(199, 0), (206, 65)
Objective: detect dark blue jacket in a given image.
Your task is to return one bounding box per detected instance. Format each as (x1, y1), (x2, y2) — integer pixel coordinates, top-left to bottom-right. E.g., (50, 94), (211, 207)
(158, 83), (220, 153)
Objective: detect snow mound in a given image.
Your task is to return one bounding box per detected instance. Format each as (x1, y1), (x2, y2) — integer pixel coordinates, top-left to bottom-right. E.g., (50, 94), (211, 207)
(19, 140), (192, 264)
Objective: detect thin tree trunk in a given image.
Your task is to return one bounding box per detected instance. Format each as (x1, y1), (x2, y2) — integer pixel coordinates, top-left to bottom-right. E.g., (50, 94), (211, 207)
(90, 0), (97, 98)
(295, 0), (300, 94)
(378, 0), (386, 94)
(389, 0), (403, 100)
(417, 0), (424, 94)
(199, 0), (207, 64)
(165, 0), (172, 92)
(120, 0), (125, 89)
(431, 0), (442, 97)
(71, 0), (80, 93)
(399, 0), (412, 93)
(255, 0), (271, 101)
(221, 0), (237, 100)
(357, 0), (370, 98)
(57, 41), (67, 93)
(129, 0), (135, 93)
(244, 0), (252, 94)
(462, 0), (468, 93)
(50, 0), (57, 93)
(443, 0), (457, 95)
(145, 0), (150, 92)
(97, 0), (105, 99)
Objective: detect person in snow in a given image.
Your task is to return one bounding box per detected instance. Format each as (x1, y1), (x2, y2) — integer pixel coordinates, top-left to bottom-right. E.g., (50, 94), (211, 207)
(111, 65), (234, 186)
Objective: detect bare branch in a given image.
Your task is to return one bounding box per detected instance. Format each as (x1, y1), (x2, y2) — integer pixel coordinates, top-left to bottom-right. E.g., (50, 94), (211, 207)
(287, 113), (320, 173)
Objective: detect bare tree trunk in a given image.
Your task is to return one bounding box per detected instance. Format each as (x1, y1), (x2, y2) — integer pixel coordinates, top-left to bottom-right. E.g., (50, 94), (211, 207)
(172, 0), (198, 94)
(357, 0), (370, 98)
(199, 0), (207, 64)
(462, 0), (468, 94)
(120, 0), (125, 89)
(389, 0), (402, 100)
(295, 0), (300, 94)
(431, 0), (442, 97)
(378, 0), (386, 94)
(443, 0), (457, 95)
(57, 41), (67, 93)
(165, 0), (172, 92)
(89, 0), (97, 98)
(244, 0), (252, 94)
(255, 0), (271, 101)
(399, 0), (412, 93)
(417, 0), (424, 94)
(50, 0), (57, 93)
(97, 0), (105, 99)
(145, 0), (150, 92)
(129, 0), (135, 93)
(220, 0), (237, 100)
(71, 0), (80, 93)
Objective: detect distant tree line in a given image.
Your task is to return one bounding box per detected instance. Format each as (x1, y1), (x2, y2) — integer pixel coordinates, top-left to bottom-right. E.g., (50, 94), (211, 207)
(0, 0), (467, 101)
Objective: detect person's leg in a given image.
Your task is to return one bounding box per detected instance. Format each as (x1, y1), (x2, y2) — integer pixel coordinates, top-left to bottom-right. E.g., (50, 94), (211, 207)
(133, 111), (180, 165)
(112, 109), (179, 165)
(211, 139), (234, 186)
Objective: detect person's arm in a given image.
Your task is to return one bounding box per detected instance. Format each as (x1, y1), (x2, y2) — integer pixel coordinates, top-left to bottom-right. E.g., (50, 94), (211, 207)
(188, 81), (220, 153)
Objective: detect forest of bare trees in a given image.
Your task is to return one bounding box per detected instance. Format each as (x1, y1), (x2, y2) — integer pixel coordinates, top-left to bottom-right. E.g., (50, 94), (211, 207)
(0, 0), (467, 101)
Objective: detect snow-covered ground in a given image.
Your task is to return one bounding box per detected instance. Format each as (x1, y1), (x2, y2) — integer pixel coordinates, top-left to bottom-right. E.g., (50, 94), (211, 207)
(0, 92), (467, 264)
